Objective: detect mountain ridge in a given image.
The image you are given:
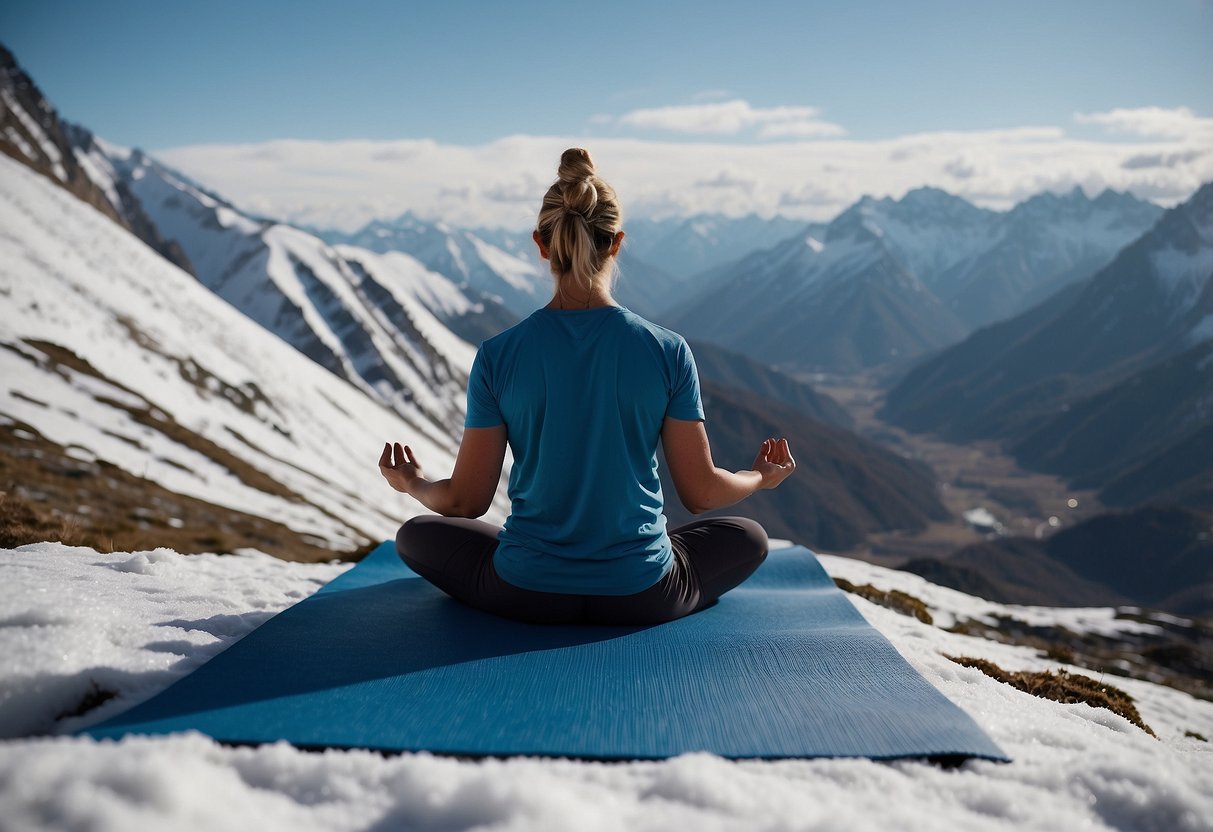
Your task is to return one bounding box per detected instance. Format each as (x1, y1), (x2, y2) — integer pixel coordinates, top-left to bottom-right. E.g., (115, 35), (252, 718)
(669, 185), (1162, 373)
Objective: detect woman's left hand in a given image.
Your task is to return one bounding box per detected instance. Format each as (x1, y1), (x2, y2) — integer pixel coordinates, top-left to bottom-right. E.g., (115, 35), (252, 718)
(378, 441), (424, 494)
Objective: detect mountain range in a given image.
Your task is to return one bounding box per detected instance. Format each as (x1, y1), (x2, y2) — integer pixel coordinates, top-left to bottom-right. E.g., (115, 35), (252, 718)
(623, 213), (810, 279)
(881, 181), (1213, 616)
(670, 186), (1162, 373)
(328, 218), (704, 323)
(884, 182), (1213, 508)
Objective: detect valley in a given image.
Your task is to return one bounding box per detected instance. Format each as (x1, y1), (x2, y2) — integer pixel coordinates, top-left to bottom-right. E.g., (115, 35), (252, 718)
(813, 368), (1104, 567)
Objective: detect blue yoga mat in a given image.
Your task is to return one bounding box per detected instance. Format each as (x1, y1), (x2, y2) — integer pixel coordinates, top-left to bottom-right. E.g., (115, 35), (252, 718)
(84, 542), (1007, 761)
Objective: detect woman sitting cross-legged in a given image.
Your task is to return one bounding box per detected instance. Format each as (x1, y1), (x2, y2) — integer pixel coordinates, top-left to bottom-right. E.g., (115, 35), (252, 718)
(378, 147), (796, 625)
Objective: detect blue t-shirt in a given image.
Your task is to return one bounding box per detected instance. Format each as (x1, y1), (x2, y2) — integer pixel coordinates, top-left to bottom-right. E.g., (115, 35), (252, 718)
(465, 306), (704, 595)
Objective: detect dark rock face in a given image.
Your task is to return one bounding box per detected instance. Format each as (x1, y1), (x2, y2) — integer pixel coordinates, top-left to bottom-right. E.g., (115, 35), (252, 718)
(0, 45), (122, 224)
(659, 381), (948, 552)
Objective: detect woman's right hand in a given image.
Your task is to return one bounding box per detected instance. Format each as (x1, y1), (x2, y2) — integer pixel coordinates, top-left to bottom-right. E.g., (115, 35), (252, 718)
(379, 441), (424, 495)
(753, 438), (796, 490)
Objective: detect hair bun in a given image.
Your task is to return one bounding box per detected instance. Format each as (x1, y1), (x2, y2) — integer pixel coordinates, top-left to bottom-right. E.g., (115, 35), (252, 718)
(557, 148), (595, 183)
(558, 148), (598, 214)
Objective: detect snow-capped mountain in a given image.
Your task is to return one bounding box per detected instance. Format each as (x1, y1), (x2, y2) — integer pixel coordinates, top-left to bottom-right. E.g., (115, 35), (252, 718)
(669, 192), (979, 372)
(669, 187), (1163, 373)
(329, 213), (812, 322)
(942, 187), (1163, 327)
(71, 138), (483, 433)
(0, 154), (507, 555)
(829, 187), (1004, 292)
(323, 214), (551, 318)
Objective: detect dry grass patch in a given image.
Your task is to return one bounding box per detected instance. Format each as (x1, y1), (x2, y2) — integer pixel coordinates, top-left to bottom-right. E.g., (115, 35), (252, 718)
(947, 655), (1156, 737)
(0, 422), (368, 562)
(0, 491), (89, 549)
(834, 577), (934, 625)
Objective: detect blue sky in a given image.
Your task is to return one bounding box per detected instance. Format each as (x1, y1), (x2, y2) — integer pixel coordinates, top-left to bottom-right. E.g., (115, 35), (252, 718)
(4, 0), (1211, 228)
(4, 0), (1210, 148)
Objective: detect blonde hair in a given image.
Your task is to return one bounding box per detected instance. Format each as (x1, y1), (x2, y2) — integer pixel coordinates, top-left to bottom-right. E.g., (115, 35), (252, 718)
(536, 148), (622, 302)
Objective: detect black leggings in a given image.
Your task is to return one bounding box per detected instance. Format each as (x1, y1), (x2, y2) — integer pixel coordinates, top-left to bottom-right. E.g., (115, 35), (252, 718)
(395, 516), (769, 626)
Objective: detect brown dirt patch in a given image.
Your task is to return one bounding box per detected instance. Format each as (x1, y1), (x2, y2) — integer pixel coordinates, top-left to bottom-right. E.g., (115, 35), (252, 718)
(834, 577), (934, 625)
(948, 654), (1156, 737)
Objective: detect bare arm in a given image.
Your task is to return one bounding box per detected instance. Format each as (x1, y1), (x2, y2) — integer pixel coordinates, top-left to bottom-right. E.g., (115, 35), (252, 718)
(660, 417), (796, 515)
(377, 425), (508, 518)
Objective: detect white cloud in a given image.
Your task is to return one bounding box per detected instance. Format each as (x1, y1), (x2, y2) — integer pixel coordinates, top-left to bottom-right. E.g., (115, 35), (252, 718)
(613, 99), (845, 138)
(1074, 106), (1213, 140)
(694, 170), (757, 192)
(758, 120), (849, 139)
(154, 111), (1213, 232)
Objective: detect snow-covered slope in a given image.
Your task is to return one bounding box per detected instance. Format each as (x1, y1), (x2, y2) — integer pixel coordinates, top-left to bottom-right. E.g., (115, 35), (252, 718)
(1, 541), (1209, 830)
(73, 142), (481, 432)
(0, 154), (507, 552)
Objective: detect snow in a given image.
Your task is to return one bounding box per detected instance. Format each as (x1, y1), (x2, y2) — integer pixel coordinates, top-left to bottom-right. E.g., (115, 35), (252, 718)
(4, 125), (35, 162)
(0, 154), (509, 550)
(336, 218), (548, 318)
(85, 142), (477, 436)
(467, 235), (544, 293)
(1, 542), (1210, 831)
(962, 507), (1001, 531)
(332, 246), (478, 369)
(846, 193), (1001, 285)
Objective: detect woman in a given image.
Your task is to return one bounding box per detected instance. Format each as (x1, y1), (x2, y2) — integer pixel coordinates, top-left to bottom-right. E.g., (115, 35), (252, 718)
(379, 148), (796, 625)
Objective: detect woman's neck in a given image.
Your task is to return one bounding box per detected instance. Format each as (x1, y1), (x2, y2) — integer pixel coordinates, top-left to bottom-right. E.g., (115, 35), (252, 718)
(546, 285), (616, 310)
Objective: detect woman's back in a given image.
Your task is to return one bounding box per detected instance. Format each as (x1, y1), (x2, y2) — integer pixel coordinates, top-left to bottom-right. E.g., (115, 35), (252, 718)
(381, 146), (792, 625)
(466, 305), (702, 595)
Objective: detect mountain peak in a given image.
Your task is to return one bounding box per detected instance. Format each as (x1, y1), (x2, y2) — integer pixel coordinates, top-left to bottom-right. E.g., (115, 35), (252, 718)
(899, 185), (962, 206)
